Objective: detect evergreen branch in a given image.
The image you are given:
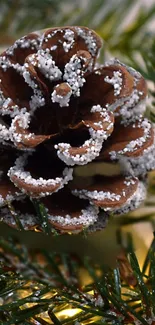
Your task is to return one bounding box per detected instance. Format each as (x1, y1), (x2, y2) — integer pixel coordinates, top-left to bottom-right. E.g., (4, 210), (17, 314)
(1, 232), (155, 324)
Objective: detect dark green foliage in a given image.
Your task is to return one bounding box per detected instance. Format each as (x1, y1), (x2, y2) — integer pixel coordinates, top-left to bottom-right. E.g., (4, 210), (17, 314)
(0, 233), (155, 324)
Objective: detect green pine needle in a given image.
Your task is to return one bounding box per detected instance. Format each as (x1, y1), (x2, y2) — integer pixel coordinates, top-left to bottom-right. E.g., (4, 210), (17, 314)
(0, 232), (155, 324)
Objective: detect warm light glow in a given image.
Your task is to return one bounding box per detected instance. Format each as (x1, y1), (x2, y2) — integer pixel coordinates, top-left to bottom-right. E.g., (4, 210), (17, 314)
(34, 226), (42, 232)
(56, 308), (102, 324)
(56, 307), (82, 319)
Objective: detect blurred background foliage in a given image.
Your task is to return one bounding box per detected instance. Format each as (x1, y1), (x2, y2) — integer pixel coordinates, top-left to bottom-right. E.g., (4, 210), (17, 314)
(0, 0), (154, 95)
(0, 0), (155, 86)
(0, 0), (154, 63)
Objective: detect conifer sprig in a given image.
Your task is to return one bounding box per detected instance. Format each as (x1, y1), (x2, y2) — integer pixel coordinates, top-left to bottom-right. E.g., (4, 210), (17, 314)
(1, 232), (155, 324)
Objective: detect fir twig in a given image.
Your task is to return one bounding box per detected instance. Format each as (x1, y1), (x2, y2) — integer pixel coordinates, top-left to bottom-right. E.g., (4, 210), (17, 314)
(1, 232), (155, 324)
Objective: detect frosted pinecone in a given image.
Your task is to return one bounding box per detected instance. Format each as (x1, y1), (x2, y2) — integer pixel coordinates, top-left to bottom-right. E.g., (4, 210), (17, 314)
(0, 26), (154, 233)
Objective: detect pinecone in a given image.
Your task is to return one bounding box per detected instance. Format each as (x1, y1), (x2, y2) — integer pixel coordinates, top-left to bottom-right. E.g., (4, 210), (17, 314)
(0, 26), (154, 234)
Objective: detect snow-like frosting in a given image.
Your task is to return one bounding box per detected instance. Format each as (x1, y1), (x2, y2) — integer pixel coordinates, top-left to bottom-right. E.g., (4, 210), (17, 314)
(8, 154), (73, 197)
(47, 204), (99, 228)
(55, 105), (113, 166)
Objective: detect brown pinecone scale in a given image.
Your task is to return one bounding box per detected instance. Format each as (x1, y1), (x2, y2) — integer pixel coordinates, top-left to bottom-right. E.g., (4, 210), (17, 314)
(0, 26), (154, 233)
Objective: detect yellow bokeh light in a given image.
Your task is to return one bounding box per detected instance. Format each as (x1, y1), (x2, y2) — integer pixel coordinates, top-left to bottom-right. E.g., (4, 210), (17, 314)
(56, 307), (82, 319)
